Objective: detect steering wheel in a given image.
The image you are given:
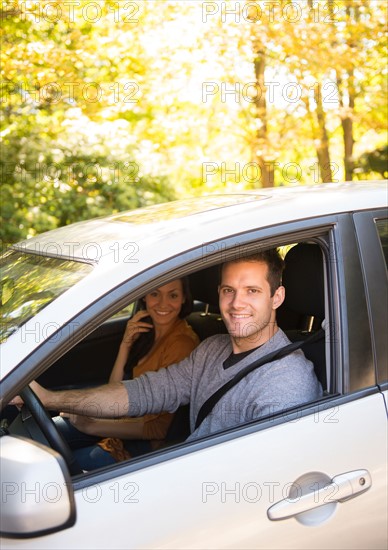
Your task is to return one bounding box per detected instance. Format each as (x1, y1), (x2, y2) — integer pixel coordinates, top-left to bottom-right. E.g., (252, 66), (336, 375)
(19, 385), (83, 476)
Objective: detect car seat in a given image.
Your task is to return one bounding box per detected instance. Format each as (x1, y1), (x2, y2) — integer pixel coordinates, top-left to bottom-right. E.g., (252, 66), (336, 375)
(186, 264), (227, 341)
(278, 243), (327, 390)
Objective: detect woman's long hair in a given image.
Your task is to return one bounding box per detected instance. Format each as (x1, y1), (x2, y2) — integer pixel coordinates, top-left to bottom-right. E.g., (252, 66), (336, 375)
(123, 277), (193, 379)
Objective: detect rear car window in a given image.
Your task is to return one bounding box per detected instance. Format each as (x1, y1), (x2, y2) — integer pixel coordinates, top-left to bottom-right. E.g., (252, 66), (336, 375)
(375, 218), (388, 267)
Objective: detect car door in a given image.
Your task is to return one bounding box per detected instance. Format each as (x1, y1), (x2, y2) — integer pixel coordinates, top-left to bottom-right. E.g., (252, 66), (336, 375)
(9, 390), (382, 550)
(67, 215), (388, 549)
(1, 214), (387, 550)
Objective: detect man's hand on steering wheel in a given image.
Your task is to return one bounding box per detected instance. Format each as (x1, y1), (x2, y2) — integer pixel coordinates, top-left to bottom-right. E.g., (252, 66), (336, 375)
(14, 384), (83, 476)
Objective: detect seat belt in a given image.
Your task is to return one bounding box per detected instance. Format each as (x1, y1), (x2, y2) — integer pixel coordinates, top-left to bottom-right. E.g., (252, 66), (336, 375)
(194, 328), (325, 431)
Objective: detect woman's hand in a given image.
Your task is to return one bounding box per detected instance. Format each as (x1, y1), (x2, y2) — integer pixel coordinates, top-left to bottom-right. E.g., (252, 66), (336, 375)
(121, 310), (154, 348)
(109, 310), (154, 383)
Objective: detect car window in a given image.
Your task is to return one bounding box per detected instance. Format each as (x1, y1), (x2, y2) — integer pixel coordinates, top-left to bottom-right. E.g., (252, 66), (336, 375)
(375, 218), (388, 267)
(110, 302), (135, 319)
(0, 250), (93, 343)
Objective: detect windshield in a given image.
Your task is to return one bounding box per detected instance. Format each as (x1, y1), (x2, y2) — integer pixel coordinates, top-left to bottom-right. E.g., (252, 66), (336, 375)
(0, 250), (93, 343)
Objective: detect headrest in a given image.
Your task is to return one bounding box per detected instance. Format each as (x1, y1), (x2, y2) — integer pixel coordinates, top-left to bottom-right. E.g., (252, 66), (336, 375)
(283, 243), (324, 318)
(189, 264), (220, 307)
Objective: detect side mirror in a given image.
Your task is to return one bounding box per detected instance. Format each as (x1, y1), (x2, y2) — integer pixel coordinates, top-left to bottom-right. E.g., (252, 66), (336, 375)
(0, 436), (76, 537)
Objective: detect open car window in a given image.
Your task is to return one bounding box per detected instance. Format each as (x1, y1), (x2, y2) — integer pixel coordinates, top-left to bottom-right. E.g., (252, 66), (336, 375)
(2, 235), (333, 473)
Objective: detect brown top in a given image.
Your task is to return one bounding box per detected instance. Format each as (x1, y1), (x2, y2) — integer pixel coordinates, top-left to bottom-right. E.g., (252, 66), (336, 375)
(98, 319), (199, 461)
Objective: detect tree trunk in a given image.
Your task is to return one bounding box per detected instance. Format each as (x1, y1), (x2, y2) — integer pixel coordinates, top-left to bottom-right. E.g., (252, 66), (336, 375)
(251, 42), (273, 188)
(338, 71), (355, 181)
(337, 3), (358, 181)
(314, 84), (333, 183)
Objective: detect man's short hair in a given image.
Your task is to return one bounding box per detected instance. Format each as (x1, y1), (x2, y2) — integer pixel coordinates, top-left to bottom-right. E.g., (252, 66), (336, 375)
(222, 249), (284, 296)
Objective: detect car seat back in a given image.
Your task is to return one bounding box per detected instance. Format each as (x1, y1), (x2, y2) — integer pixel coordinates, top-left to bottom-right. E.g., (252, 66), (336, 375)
(278, 243), (327, 389)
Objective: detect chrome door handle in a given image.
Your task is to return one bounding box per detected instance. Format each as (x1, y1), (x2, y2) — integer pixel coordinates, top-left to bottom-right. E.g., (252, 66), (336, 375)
(268, 469), (371, 521)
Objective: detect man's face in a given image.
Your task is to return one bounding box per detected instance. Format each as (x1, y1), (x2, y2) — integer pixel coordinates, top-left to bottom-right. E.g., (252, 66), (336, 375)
(219, 261), (285, 352)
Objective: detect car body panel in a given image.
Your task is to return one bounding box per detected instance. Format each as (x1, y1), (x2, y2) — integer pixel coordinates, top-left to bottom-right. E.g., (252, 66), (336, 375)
(1, 393), (386, 550)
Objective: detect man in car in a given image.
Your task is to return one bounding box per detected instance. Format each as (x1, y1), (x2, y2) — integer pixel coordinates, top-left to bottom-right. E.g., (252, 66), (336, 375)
(18, 249), (322, 441)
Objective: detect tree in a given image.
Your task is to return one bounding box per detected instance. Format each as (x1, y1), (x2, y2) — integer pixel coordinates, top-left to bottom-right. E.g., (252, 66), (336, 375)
(0, 0), (176, 245)
(1, 0), (386, 246)
(355, 145), (388, 179)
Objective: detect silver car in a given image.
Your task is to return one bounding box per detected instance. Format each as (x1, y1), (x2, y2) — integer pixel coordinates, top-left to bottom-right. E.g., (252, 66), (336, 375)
(1, 182), (387, 549)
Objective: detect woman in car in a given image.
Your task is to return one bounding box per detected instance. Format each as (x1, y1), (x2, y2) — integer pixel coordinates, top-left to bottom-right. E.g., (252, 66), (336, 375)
(57, 278), (200, 469)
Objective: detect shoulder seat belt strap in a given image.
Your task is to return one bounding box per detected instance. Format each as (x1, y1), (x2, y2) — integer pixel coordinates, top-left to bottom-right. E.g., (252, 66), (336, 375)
(194, 328), (325, 431)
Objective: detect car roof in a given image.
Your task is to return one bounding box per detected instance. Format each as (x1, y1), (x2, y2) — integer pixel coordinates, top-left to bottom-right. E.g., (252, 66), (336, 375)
(12, 181), (387, 265)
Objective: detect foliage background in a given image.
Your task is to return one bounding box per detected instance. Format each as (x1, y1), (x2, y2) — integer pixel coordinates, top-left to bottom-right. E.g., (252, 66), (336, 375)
(1, 0), (387, 246)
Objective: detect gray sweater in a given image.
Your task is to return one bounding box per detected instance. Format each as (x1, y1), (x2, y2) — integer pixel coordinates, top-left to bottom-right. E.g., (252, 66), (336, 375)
(123, 329), (322, 441)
